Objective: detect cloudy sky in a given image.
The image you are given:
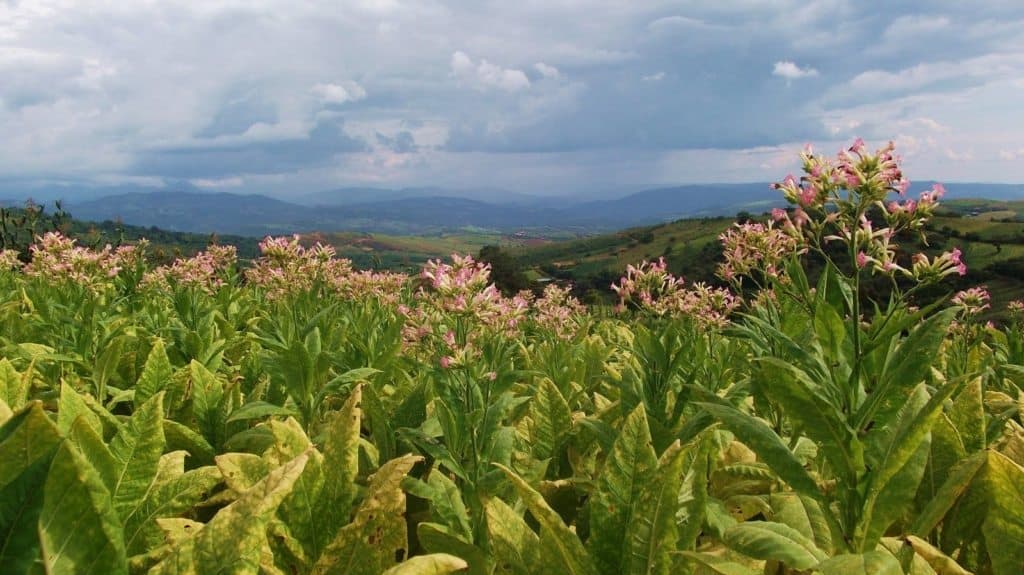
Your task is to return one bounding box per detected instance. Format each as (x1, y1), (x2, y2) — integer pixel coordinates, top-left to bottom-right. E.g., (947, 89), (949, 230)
(2, 0), (1023, 197)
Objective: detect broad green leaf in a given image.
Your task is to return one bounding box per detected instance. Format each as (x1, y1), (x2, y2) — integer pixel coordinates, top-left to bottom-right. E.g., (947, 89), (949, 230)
(496, 463), (597, 575)
(904, 536), (971, 575)
(675, 552), (759, 575)
(677, 433), (714, 551)
(911, 451), (986, 537)
(134, 339), (173, 410)
(948, 376), (985, 453)
(812, 550), (902, 574)
(485, 497), (542, 575)
(67, 417), (119, 494)
(0, 402), (62, 490)
(771, 494), (833, 555)
(162, 419), (216, 466)
(625, 440), (687, 575)
(858, 379), (966, 549)
(0, 398), (11, 426)
(416, 523), (487, 575)
(531, 378), (572, 461)
(981, 451), (1024, 575)
(314, 386), (363, 554)
(274, 448), (326, 570)
(150, 452), (309, 575)
(381, 554), (469, 575)
(225, 401), (296, 424)
(216, 452), (272, 493)
(403, 471), (472, 542)
(0, 358), (29, 410)
(57, 382), (103, 436)
(0, 449), (51, 571)
(722, 521), (828, 570)
(754, 357), (862, 484)
(588, 404), (658, 575)
(187, 360), (226, 447)
(311, 454), (421, 575)
(696, 402), (824, 502)
(855, 308), (956, 434)
(123, 464), (222, 556)
(39, 441), (128, 575)
(109, 392), (166, 522)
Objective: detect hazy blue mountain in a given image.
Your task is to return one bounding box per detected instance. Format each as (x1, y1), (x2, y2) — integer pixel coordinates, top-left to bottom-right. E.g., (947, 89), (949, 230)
(38, 181), (1024, 237)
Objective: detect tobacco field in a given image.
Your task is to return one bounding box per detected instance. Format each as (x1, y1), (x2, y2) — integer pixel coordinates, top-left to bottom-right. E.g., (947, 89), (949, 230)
(1, 141), (1022, 574)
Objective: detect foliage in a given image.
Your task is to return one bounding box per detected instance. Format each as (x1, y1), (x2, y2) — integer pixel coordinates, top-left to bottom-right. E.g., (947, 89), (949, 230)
(1, 140), (1023, 574)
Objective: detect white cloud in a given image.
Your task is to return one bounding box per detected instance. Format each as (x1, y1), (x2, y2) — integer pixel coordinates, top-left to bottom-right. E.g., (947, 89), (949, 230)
(311, 81), (366, 105)
(999, 148), (1024, 160)
(642, 71), (665, 82)
(772, 61), (819, 80)
(450, 51), (530, 92)
(534, 62), (560, 79)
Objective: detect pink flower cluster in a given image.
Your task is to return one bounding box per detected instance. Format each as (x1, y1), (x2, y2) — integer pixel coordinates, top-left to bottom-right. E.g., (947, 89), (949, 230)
(415, 254), (530, 331)
(245, 235), (347, 298)
(531, 283), (587, 339)
(142, 244), (237, 294)
(1008, 300), (1024, 316)
(612, 258), (740, 328)
(245, 235), (410, 302)
(718, 221), (802, 283)
(0, 249), (22, 272)
(772, 139), (967, 285)
(952, 286), (991, 316)
(23, 232), (141, 291)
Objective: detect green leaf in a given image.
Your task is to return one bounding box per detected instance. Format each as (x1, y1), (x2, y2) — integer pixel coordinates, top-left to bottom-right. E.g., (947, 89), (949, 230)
(722, 521), (828, 570)
(0, 358), (29, 410)
(39, 441), (128, 575)
(588, 404), (658, 575)
(314, 386), (363, 553)
(675, 552), (759, 575)
(858, 379), (967, 549)
(903, 536), (972, 575)
(981, 451), (1024, 575)
(122, 464), (222, 556)
(948, 376), (985, 453)
(855, 308), (956, 433)
(57, 382), (103, 436)
(403, 471), (472, 542)
(911, 451), (986, 537)
(109, 392), (166, 522)
(770, 493), (833, 555)
(0, 402), (62, 490)
(530, 378), (572, 461)
(67, 417), (119, 494)
(150, 452), (309, 575)
(416, 523), (487, 575)
(187, 360), (226, 446)
(0, 448), (51, 571)
(162, 419), (216, 466)
(485, 497), (542, 575)
(495, 463), (597, 575)
(754, 357), (862, 485)
(381, 554), (469, 575)
(311, 454), (421, 575)
(134, 339), (173, 410)
(625, 440), (687, 575)
(811, 550), (902, 574)
(224, 401), (296, 424)
(696, 402), (824, 502)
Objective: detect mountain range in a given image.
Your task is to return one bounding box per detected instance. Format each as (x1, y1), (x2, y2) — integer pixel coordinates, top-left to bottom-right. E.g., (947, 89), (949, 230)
(4, 182), (1023, 237)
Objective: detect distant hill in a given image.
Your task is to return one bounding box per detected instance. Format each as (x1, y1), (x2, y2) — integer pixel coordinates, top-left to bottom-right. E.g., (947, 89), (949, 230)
(27, 182), (1022, 237)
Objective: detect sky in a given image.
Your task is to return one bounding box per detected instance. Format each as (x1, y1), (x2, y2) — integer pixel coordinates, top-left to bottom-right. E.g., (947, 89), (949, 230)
(2, 0), (1023, 198)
